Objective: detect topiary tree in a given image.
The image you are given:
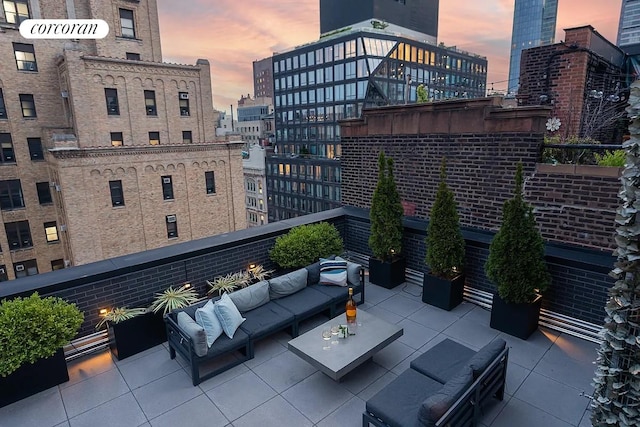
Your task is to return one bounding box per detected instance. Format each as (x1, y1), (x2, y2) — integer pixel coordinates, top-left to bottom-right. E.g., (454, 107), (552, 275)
(591, 80), (640, 426)
(269, 222), (343, 269)
(484, 162), (550, 303)
(426, 157), (465, 279)
(369, 151), (404, 262)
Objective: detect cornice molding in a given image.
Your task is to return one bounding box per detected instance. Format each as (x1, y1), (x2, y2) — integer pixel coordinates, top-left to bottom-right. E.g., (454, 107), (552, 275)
(49, 143), (244, 159)
(82, 56), (201, 77)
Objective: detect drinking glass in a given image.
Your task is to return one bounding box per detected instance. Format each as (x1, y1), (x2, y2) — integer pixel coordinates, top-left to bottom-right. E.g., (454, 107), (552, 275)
(330, 325), (340, 344)
(322, 329), (332, 350)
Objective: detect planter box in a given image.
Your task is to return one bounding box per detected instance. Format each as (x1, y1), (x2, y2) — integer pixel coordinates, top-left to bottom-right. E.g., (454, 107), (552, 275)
(108, 311), (166, 360)
(0, 348), (68, 408)
(422, 274), (465, 311)
(369, 257), (405, 289)
(490, 293), (542, 340)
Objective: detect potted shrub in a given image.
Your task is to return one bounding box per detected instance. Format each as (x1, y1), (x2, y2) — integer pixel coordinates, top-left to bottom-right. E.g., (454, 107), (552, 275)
(96, 306), (161, 360)
(150, 283), (199, 315)
(269, 222), (343, 270)
(0, 293), (83, 407)
(423, 158), (466, 310)
(485, 162), (551, 339)
(368, 151), (405, 288)
(207, 271), (251, 296)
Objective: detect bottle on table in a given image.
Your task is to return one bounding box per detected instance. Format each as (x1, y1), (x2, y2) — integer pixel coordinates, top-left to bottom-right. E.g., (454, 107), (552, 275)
(346, 287), (357, 334)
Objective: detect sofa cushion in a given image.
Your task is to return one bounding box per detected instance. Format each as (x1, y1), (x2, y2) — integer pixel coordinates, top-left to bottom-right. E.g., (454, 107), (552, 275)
(179, 299), (208, 320)
(194, 300), (224, 347)
(202, 328), (250, 360)
(346, 261), (362, 287)
(238, 302), (295, 338)
(214, 293), (246, 339)
(229, 280), (270, 313)
(366, 369), (444, 427)
(177, 312), (208, 357)
(418, 366), (474, 427)
(319, 257), (348, 286)
(468, 338), (506, 379)
(269, 268), (308, 299)
(271, 287), (333, 319)
(306, 255), (336, 286)
(410, 338), (476, 383)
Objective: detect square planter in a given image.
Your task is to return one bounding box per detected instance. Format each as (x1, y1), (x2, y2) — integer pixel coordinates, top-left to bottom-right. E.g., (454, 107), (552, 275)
(422, 273), (465, 311)
(108, 311), (166, 360)
(490, 293), (542, 340)
(0, 348), (68, 408)
(369, 257), (405, 289)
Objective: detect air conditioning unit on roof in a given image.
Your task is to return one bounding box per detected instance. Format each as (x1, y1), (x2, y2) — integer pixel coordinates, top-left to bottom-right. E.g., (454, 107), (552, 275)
(179, 93), (189, 100)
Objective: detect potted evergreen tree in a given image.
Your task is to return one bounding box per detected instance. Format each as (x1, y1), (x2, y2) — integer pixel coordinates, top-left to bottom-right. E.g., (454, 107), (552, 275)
(368, 151), (405, 288)
(423, 157), (466, 310)
(485, 162), (551, 339)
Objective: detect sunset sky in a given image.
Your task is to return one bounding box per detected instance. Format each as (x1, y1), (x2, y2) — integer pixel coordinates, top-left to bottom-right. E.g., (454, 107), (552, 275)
(156, 0), (622, 114)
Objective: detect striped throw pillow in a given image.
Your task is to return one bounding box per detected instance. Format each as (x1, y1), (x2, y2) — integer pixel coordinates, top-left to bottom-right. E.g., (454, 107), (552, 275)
(319, 257), (348, 286)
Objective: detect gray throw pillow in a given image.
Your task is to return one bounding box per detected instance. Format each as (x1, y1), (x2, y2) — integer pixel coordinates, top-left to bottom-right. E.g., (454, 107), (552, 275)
(229, 280), (270, 312)
(418, 366), (473, 427)
(269, 268), (308, 299)
(346, 262), (361, 286)
(468, 338), (506, 379)
(177, 312), (208, 357)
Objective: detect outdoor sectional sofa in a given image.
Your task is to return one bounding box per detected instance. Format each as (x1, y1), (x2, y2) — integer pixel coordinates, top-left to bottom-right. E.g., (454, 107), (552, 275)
(363, 338), (509, 427)
(165, 259), (365, 385)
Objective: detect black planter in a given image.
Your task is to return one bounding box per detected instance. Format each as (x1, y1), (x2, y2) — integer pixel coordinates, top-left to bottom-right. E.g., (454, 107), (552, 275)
(490, 293), (542, 340)
(108, 311), (166, 360)
(422, 274), (465, 311)
(369, 257), (406, 289)
(0, 348), (68, 408)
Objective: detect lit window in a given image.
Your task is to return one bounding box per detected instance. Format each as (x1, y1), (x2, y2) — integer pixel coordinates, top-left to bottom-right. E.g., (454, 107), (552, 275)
(13, 43), (37, 71)
(3, 0), (29, 24)
(149, 131), (160, 145)
(119, 9), (135, 38)
(44, 221), (58, 243)
(111, 132), (123, 147)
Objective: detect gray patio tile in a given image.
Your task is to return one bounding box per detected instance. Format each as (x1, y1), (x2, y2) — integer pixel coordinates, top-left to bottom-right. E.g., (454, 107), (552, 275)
(114, 344), (166, 366)
(0, 386), (67, 427)
(232, 396), (312, 427)
(479, 395), (510, 426)
(462, 305), (492, 326)
(375, 294), (424, 317)
(317, 395), (366, 427)
(205, 370), (276, 421)
(61, 368), (129, 418)
(339, 359), (388, 394)
(514, 371), (590, 426)
(396, 318), (439, 350)
(490, 397), (574, 427)
(253, 350), (317, 393)
(497, 331), (555, 370)
(196, 354), (249, 392)
(391, 349), (423, 375)
(68, 392), (146, 427)
(64, 350), (116, 388)
(442, 317), (499, 350)
(408, 305), (461, 332)
(118, 346), (182, 389)
(579, 409), (593, 427)
(363, 306), (404, 325)
(534, 342), (594, 392)
(372, 340), (415, 370)
(55, 422), (70, 427)
(552, 334), (598, 364)
(242, 336), (287, 369)
(417, 333), (465, 353)
(148, 394), (228, 427)
(362, 284), (396, 305)
(450, 301), (476, 317)
(133, 369), (202, 419)
(504, 362), (530, 397)
(357, 371), (398, 401)
(399, 283), (424, 302)
(281, 371), (354, 424)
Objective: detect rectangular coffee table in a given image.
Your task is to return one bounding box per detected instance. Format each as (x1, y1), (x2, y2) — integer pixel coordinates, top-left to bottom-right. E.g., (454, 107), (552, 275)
(288, 310), (403, 381)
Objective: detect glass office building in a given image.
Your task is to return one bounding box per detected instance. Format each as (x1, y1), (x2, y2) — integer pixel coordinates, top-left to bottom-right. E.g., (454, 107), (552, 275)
(508, 0), (558, 95)
(618, 0), (640, 47)
(267, 29), (487, 221)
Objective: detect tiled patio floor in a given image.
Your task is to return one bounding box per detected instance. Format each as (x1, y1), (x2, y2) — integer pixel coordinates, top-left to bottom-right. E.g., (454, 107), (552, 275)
(0, 282), (597, 427)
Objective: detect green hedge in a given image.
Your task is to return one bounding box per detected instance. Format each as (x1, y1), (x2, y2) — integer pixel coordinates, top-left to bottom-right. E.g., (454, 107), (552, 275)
(269, 222), (343, 269)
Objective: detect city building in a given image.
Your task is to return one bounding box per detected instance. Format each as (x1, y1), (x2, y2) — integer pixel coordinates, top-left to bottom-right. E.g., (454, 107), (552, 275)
(617, 0), (640, 49)
(253, 56), (274, 100)
(242, 143), (268, 227)
(507, 0), (558, 94)
(216, 111), (235, 136)
(0, 0), (246, 275)
(267, 27), (487, 221)
(237, 95), (274, 146)
(518, 26), (626, 143)
(320, 0), (439, 43)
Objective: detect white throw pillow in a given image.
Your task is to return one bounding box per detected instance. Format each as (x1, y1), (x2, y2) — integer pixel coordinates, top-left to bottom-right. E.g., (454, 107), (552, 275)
(195, 300), (224, 347)
(214, 293), (246, 339)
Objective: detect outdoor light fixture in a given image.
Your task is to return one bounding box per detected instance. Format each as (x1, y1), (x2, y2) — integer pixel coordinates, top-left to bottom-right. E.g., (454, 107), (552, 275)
(249, 263), (256, 269)
(99, 308), (108, 315)
(183, 282), (192, 289)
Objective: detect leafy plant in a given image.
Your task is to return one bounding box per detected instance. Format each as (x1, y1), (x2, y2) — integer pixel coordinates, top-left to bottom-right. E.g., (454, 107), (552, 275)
(426, 157), (465, 279)
(417, 84), (429, 103)
(206, 271), (250, 296)
(248, 265), (274, 283)
(542, 135), (599, 165)
(594, 150), (626, 167)
(485, 163), (550, 304)
(150, 284), (199, 315)
(0, 293), (83, 377)
(368, 151), (404, 262)
(269, 222), (343, 269)
(95, 307), (147, 330)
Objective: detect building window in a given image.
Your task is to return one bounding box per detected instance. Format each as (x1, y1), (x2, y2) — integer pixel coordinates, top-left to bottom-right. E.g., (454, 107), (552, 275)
(36, 182), (52, 204)
(179, 92), (190, 116)
(14, 259), (37, 278)
(0, 179), (23, 210)
(6, 220), (32, 249)
(13, 43), (37, 71)
(182, 131), (192, 144)
(119, 9), (135, 38)
(0, 133), (15, 163)
(109, 180), (124, 206)
(19, 94), (36, 118)
(27, 137), (44, 160)
(247, 179), (256, 192)
(144, 90), (157, 115)
(205, 171), (215, 194)
(111, 132), (123, 147)
(149, 131), (160, 145)
(3, 0), (29, 24)
(105, 88), (119, 115)
(162, 176), (174, 200)
(166, 215), (177, 238)
(44, 221), (58, 243)
(0, 265), (7, 281)
(0, 89), (7, 119)
(51, 259), (65, 270)
(126, 52), (140, 60)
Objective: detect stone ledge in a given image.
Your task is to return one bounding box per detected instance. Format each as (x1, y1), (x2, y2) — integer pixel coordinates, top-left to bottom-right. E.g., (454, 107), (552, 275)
(536, 163), (622, 178)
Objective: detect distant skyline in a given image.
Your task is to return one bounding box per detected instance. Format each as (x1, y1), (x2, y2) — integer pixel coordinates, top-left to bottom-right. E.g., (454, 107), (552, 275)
(156, 0), (621, 113)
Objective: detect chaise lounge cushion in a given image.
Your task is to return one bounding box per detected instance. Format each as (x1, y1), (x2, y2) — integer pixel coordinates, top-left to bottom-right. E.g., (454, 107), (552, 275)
(366, 369), (444, 427)
(410, 338), (476, 383)
(269, 268), (308, 299)
(418, 366), (474, 427)
(177, 312), (208, 357)
(271, 287), (333, 319)
(468, 338), (506, 379)
(194, 300), (224, 347)
(214, 293), (246, 339)
(238, 302), (294, 338)
(229, 280), (270, 312)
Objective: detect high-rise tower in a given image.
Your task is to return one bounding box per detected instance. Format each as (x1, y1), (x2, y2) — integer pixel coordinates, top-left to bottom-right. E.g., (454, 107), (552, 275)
(617, 0), (640, 49)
